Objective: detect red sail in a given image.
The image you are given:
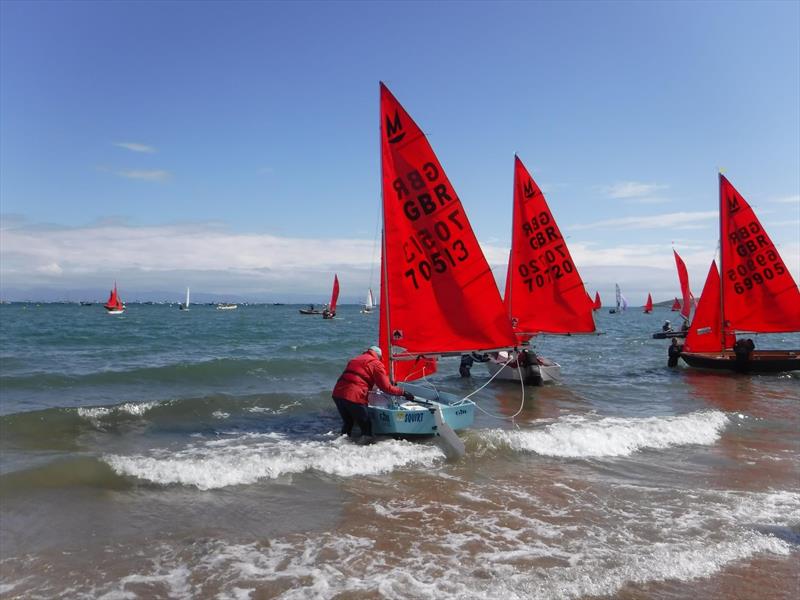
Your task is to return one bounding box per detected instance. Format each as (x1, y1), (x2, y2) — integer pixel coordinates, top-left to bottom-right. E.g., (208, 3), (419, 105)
(673, 249), (693, 320)
(379, 83), (516, 357)
(329, 274), (340, 314)
(593, 291), (602, 311)
(671, 297), (681, 311)
(643, 293), (653, 313)
(684, 261), (736, 352)
(104, 282), (121, 309)
(379, 250), (437, 382)
(505, 155), (595, 335)
(719, 174), (800, 333)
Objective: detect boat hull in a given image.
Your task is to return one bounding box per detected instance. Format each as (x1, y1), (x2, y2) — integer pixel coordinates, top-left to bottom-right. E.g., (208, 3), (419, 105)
(652, 330), (688, 339)
(298, 309), (321, 315)
(105, 308), (124, 314)
(680, 350), (800, 373)
(367, 383), (474, 436)
(485, 357), (561, 385)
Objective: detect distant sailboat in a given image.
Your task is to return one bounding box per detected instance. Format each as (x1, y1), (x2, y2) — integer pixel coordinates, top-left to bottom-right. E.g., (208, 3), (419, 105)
(322, 275), (339, 319)
(104, 282), (125, 314)
(609, 283), (627, 314)
(593, 291), (602, 311)
(360, 288), (375, 314)
(216, 303), (237, 310)
(670, 297), (681, 311)
(681, 174), (800, 372)
(179, 287), (190, 311)
(643, 293), (653, 314)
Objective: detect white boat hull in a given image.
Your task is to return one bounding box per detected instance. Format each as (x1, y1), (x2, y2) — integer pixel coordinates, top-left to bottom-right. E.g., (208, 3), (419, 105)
(485, 356), (561, 385)
(216, 305), (238, 310)
(105, 308), (125, 315)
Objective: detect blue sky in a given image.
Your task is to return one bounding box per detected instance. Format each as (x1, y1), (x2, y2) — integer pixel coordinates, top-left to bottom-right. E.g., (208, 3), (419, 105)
(1, 0), (798, 302)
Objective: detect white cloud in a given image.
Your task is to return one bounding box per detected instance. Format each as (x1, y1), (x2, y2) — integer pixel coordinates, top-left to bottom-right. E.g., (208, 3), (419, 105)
(772, 194), (799, 204)
(116, 169), (171, 182)
(601, 181), (669, 199)
(114, 142), (156, 153)
(570, 211), (718, 231)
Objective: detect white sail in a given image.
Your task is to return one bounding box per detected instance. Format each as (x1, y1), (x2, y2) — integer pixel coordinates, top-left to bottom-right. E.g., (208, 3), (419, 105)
(185, 287), (190, 308)
(365, 289), (374, 309)
(615, 284), (621, 311)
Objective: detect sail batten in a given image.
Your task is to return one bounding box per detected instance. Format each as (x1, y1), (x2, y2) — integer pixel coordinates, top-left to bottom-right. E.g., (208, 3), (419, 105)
(504, 156), (595, 335)
(378, 82), (516, 370)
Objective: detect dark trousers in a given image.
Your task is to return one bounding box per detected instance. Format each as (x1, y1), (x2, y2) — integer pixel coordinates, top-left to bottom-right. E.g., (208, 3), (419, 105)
(333, 397), (372, 437)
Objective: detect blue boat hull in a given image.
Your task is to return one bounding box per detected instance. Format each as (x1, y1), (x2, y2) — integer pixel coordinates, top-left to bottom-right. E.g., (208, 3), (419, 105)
(367, 382), (474, 436)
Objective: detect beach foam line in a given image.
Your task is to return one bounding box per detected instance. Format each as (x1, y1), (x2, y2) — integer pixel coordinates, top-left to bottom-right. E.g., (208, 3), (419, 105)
(476, 410), (729, 458)
(103, 434), (444, 490)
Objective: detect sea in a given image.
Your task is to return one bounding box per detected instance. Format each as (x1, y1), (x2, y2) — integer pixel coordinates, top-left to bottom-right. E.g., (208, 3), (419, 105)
(0, 302), (798, 600)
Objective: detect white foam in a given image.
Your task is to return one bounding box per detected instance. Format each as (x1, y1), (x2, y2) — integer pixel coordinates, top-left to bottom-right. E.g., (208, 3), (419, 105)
(77, 401), (159, 420)
(478, 410), (729, 458)
(212, 411), (230, 419)
(103, 435), (444, 489)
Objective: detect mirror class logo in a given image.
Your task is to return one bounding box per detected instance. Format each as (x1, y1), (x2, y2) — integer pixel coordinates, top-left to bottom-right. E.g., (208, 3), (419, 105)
(727, 193), (741, 214)
(386, 110), (405, 144)
(522, 178), (537, 200)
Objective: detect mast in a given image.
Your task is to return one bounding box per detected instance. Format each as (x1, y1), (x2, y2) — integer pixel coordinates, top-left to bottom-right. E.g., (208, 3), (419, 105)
(718, 171), (726, 348)
(379, 83), (394, 383)
(507, 155), (518, 325)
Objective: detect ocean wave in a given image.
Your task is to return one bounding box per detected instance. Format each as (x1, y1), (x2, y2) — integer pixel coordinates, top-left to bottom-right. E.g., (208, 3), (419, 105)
(474, 410), (729, 458)
(103, 434), (444, 490)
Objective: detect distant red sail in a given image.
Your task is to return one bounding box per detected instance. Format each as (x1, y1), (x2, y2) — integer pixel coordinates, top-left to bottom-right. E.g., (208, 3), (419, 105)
(670, 297), (681, 311)
(643, 293), (653, 313)
(379, 83), (516, 357)
(719, 174), (800, 333)
(684, 261), (736, 352)
(673, 249), (693, 320)
(593, 291), (602, 311)
(505, 155), (595, 335)
(329, 274), (340, 314)
(104, 282), (122, 310)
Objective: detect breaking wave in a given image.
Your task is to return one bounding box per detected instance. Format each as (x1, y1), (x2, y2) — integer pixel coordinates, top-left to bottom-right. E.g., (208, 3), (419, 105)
(474, 410), (729, 458)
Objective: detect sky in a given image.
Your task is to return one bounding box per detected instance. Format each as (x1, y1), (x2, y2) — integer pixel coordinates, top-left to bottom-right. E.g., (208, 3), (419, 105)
(1, 0), (798, 303)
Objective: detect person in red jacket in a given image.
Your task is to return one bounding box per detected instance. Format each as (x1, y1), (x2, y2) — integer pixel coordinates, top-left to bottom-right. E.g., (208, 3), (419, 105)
(332, 345), (413, 438)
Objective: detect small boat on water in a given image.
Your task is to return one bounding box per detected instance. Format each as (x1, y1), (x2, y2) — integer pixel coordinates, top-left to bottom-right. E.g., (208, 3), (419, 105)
(215, 303), (238, 310)
(608, 284), (628, 314)
(104, 282), (125, 314)
(179, 287), (190, 311)
(368, 82), (520, 453)
(643, 293), (653, 313)
(360, 289), (375, 314)
(670, 297), (681, 311)
(322, 275), (339, 319)
(485, 155), (596, 385)
(592, 291), (602, 311)
(299, 304), (322, 315)
(652, 250), (694, 339)
(680, 174), (800, 373)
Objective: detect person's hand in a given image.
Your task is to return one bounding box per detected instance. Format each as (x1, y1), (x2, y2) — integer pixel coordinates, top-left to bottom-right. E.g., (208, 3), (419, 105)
(403, 391), (415, 402)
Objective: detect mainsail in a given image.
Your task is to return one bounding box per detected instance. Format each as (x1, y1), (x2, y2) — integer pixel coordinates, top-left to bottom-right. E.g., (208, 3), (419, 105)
(643, 293), (653, 313)
(378, 82), (516, 381)
(365, 289), (374, 309)
(104, 282), (123, 311)
(719, 174), (800, 333)
(673, 249), (693, 321)
(329, 274), (340, 314)
(593, 291), (602, 311)
(504, 156), (595, 336)
(671, 297), (681, 311)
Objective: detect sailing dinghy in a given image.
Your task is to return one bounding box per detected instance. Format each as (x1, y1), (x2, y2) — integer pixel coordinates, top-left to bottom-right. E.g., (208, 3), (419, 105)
(486, 155), (596, 385)
(593, 291), (602, 311)
(609, 283), (628, 313)
(179, 287), (190, 311)
(322, 274), (339, 319)
(653, 250), (693, 338)
(360, 289), (375, 314)
(643, 293), (653, 313)
(104, 282), (125, 314)
(680, 175), (800, 372)
(368, 82), (518, 446)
